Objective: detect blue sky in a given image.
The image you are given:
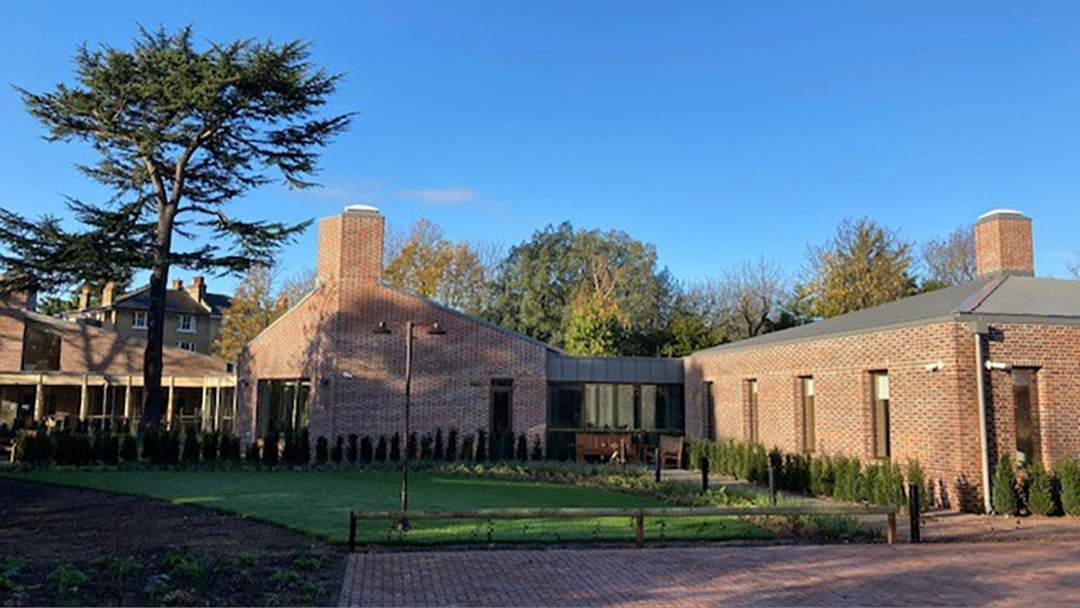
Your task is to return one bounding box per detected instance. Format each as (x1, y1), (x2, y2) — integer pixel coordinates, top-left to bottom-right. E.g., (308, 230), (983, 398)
(2, 1), (1079, 293)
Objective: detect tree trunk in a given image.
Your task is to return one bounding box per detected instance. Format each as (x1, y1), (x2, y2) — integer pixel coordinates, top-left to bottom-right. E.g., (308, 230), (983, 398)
(138, 206), (176, 434)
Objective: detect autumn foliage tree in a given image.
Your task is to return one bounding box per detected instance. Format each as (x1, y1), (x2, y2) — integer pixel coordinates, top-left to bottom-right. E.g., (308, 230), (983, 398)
(804, 217), (915, 318)
(0, 26), (350, 431)
(213, 266), (315, 361)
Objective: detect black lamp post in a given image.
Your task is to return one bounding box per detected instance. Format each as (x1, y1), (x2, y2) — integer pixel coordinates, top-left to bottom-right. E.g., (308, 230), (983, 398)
(374, 320), (446, 530)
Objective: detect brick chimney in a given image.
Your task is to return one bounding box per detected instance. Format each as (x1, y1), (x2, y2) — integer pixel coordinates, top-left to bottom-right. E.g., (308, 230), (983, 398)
(101, 281), (118, 307)
(171, 279), (183, 290)
(974, 209), (1034, 278)
(79, 284), (92, 309)
(186, 276), (206, 303)
(317, 205), (385, 287)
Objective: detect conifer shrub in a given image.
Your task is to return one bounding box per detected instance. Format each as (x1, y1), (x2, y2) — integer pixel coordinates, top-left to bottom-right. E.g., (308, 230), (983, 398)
(445, 429), (458, 462)
(375, 436), (388, 462)
(246, 441), (260, 462)
(346, 434), (358, 464)
(389, 433), (400, 462)
(201, 432), (218, 462)
(218, 433), (232, 462)
(420, 433), (432, 460)
(105, 434), (120, 465)
(531, 434), (544, 461)
(992, 454), (1018, 516)
(1055, 458), (1080, 516)
(906, 459), (929, 512)
(475, 430), (488, 462)
(165, 431), (181, 465)
(833, 456), (862, 503)
(461, 434), (475, 462)
(433, 429), (444, 461)
(1026, 460), (1057, 516)
(181, 427), (200, 464)
(810, 454), (835, 497)
(298, 428), (311, 465)
(262, 429), (280, 466)
(516, 433), (528, 462)
(315, 436), (329, 465)
(120, 434), (139, 463)
(331, 435), (344, 464)
(360, 436), (373, 463)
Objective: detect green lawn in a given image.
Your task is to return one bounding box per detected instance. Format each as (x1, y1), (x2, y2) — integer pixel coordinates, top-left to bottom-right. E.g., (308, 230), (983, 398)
(2, 469), (770, 545)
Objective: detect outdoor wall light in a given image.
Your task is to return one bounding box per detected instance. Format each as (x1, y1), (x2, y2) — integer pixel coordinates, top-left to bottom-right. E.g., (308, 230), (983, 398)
(373, 321), (391, 335)
(985, 361), (1010, 371)
(427, 321), (446, 335)
(923, 361), (945, 372)
(342, 371), (354, 379)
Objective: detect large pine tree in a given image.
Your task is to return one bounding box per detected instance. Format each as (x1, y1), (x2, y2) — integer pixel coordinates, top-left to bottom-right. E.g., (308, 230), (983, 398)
(0, 26), (351, 431)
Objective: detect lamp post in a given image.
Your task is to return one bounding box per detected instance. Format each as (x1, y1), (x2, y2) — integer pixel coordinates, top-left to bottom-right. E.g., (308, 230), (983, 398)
(374, 320), (445, 530)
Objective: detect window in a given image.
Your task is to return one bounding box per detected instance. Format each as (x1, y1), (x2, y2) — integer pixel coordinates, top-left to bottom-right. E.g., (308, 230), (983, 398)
(800, 377), (816, 453)
(132, 311), (149, 329)
(259, 379), (311, 435)
(545, 383), (684, 460)
(176, 341), (197, 352)
(21, 322), (61, 372)
(871, 372), (890, 459)
(490, 379), (513, 440)
(1013, 368), (1040, 466)
(747, 380), (759, 443)
(177, 314), (196, 333)
(704, 381), (716, 441)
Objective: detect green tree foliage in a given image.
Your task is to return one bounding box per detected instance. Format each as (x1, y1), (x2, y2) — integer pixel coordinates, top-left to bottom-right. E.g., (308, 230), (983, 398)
(0, 26), (350, 431)
(805, 217), (915, 318)
(485, 222), (673, 354)
(992, 454), (1018, 516)
(1026, 461), (1057, 516)
(1055, 458), (1080, 516)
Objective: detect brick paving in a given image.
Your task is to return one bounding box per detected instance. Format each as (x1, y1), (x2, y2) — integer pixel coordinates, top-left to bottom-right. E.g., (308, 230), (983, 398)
(339, 543), (1080, 607)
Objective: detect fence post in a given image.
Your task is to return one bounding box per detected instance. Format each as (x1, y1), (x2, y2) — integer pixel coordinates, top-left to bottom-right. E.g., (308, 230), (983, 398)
(701, 456), (710, 492)
(886, 512), (897, 545)
(768, 465), (777, 506)
(908, 482), (922, 543)
(349, 511), (357, 552)
(635, 513), (645, 548)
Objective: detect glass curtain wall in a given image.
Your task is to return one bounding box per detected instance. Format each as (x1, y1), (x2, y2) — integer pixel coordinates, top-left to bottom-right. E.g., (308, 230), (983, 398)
(547, 383), (684, 460)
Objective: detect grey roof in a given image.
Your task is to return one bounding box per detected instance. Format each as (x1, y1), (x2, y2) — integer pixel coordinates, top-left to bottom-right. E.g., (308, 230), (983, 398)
(694, 274), (1080, 356)
(77, 285), (231, 317)
(548, 355), (684, 384)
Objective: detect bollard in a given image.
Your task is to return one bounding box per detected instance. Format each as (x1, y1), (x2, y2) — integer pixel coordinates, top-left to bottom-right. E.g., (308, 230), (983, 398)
(634, 513), (645, 548)
(768, 465), (777, 506)
(700, 456), (710, 492)
(909, 482), (922, 543)
(655, 449), (662, 483)
(348, 511), (357, 552)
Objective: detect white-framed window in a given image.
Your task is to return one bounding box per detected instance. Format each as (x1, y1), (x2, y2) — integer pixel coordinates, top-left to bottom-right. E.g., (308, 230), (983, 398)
(177, 314), (196, 333)
(132, 311), (149, 329)
(176, 341), (197, 352)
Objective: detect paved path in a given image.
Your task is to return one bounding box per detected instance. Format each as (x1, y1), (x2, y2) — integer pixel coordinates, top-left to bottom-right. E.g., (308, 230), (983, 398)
(339, 543), (1080, 607)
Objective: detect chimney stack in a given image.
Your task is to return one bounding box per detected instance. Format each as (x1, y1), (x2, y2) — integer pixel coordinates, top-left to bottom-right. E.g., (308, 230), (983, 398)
(102, 281), (117, 307)
(186, 276), (206, 303)
(79, 284), (92, 310)
(317, 204), (385, 288)
(974, 209), (1034, 278)
(171, 279), (183, 290)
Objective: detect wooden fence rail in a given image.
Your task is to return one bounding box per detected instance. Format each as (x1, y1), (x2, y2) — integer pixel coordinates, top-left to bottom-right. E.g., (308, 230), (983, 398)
(348, 505), (899, 550)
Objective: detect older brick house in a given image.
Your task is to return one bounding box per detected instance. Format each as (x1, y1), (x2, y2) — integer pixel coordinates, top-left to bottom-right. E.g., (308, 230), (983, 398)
(683, 210), (1080, 512)
(0, 292), (235, 431)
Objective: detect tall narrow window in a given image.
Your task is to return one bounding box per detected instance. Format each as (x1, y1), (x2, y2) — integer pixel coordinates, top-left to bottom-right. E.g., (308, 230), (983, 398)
(704, 381), (716, 441)
(747, 379), (759, 443)
(132, 311), (149, 329)
(490, 379), (513, 439)
(800, 377), (816, 453)
(1013, 368), (1040, 466)
(871, 372), (890, 459)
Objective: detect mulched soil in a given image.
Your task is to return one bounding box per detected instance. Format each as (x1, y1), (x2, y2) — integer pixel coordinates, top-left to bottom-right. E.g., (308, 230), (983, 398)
(0, 478), (345, 606)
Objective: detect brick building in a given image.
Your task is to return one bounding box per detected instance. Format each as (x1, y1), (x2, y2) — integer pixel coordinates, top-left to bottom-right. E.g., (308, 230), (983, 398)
(239, 205), (686, 459)
(0, 293), (235, 431)
(684, 209), (1080, 512)
(63, 277), (231, 356)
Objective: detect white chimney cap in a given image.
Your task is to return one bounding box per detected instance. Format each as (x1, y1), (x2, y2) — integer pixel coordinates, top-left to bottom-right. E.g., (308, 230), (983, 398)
(345, 204), (380, 214)
(977, 208), (1027, 221)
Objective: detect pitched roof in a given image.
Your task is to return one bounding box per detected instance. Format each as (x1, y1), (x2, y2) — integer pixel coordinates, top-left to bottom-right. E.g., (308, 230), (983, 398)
(693, 274), (1080, 356)
(80, 285), (231, 317)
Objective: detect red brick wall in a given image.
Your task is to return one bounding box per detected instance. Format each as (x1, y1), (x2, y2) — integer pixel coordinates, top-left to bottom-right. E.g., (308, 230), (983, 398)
(982, 323), (1080, 468)
(0, 300), (25, 372)
(685, 321), (985, 510)
(239, 209), (551, 448)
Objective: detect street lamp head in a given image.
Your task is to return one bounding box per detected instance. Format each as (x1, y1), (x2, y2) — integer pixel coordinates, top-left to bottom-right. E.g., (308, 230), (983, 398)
(373, 321), (391, 334)
(427, 321), (446, 335)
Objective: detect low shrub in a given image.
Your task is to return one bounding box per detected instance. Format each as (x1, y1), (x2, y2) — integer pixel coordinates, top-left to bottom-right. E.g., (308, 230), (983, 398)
(992, 454), (1018, 516)
(531, 434), (544, 461)
(475, 431), (488, 462)
(346, 434), (358, 464)
(374, 436), (387, 462)
(516, 433), (528, 462)
(1026, 461), (1057, 516)
(810, 454), (834, 497)
(1056, 458), (1080, 516)
(446, 429), (458, 462)
(315, 436), (329, 465)
(433, 429), (444, 461)
(331, 435), (344, 464)
(360, 435), (373, 464)
(420, 433), (433, 460)
(120, 434), (139, 463)
(389, 433), (401, 462)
